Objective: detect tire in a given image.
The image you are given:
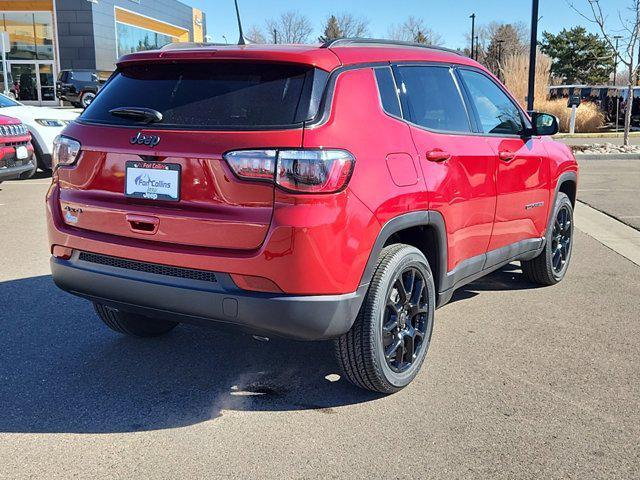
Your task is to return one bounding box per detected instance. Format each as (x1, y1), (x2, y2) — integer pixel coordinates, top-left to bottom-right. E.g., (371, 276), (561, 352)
(521, 192), (574, 285)
(93, 302), (179, 337)
(335, 244), (436, 394)
(32, 140), (51, 173)
(80, 91), (95, 108)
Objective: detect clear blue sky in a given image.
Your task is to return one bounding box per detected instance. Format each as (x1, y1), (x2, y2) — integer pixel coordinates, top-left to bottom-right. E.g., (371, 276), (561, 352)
(186, 0), (633, 50)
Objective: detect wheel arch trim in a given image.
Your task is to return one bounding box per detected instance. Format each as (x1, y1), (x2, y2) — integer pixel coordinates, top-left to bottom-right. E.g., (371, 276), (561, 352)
(548, 171), (578, 233)
(358, 210), (448, 295)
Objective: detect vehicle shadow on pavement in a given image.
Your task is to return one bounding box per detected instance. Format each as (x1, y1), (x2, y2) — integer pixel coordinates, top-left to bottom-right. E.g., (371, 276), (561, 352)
(448, 262), (543, 304)
(0, 275), (382, 434)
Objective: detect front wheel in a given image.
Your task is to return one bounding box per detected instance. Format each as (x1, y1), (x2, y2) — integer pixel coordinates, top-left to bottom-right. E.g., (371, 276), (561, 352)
(521, 192), (574, 285)
(335, 244), (435, 394)
(93, 303), (179, 337)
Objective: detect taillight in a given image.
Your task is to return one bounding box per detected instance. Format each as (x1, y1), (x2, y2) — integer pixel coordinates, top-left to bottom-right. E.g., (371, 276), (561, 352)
(224, 149), (277, 181)
(52, 135), (81, 169)
(223, 149), (355, 194)
(276, 150), (354, 193)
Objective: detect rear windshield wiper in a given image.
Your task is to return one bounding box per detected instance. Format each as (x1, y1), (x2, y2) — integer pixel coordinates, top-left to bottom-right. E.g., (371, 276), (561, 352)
(109, 107), (163, 124)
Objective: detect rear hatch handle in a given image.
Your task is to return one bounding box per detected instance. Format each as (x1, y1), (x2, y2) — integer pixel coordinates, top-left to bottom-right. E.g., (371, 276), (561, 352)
(126, 214), (159, 235)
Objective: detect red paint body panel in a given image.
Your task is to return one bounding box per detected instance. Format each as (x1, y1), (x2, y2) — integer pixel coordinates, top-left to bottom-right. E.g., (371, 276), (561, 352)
(412, 131), (497, 271)
(46, 44), (578, 299)
(486, 137), (550, 251)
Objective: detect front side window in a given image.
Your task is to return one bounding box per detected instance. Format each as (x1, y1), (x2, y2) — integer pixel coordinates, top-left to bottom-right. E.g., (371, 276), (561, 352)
(398, 66), (471, 133)
(459, 69), (524, 135)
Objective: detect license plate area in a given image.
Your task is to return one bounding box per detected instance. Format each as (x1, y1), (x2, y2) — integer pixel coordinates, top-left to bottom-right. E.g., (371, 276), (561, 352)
(125, 161), (181, 202)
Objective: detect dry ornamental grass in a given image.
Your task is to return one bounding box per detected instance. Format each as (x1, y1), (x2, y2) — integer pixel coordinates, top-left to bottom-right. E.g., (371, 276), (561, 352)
(501, 50), (604, 133)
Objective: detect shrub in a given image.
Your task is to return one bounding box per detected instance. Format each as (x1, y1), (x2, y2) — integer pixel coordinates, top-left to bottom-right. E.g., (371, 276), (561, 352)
(501, 49), (552, 108)
(536, 99), (604, 133)
(501, 50), (604, 133)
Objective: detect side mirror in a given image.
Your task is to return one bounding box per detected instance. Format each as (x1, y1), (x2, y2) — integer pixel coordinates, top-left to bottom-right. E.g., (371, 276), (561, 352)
(531, 112), (559, 136)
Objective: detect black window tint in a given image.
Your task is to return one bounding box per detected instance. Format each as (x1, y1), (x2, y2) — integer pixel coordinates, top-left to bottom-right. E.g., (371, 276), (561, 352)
(374, 67), (401, 117)
(459, 69), (524, 135)
(399, 66), (470, 132)
(81, 62), (312, 129)
(72, 71), (95, 82)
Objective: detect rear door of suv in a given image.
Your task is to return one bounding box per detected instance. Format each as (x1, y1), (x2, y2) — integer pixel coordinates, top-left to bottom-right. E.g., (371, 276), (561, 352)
(56, 60), (327, 250)
(456, 68), (550, 254)
(394, 64), (497, 274)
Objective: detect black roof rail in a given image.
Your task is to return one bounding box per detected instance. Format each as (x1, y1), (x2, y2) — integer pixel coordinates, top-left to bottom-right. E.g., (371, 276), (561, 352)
(320, 38), (463, 56)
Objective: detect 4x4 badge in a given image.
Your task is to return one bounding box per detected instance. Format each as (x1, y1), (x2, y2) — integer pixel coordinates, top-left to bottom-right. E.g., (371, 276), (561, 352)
(130, 132), (161, 147)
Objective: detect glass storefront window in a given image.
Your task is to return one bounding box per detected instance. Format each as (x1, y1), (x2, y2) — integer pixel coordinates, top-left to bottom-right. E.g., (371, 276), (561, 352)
(116, 22), (177, 57)
(1, 12), (54, 61)
(3, 12), (36, 60)
(34, 12), (54, 60)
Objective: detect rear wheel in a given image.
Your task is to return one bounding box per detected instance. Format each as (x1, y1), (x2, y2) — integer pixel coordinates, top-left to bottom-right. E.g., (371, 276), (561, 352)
(521, 192), (574, 285)
(80, 91), (95, 108)
(93, 302), (179, 337)
(335, 244), (435, 394)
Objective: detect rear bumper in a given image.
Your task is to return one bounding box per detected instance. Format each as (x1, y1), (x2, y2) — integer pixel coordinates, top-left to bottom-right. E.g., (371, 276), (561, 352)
(51, 252), (366, 341)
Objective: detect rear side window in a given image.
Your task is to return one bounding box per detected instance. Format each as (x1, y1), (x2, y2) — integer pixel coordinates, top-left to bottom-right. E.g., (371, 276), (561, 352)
(399, 66), (470, 133)
(71, 71), (95, 82)
(374, 67), (402, 117)
(81, 62), (316, 129)
(458, 69), (524, 135)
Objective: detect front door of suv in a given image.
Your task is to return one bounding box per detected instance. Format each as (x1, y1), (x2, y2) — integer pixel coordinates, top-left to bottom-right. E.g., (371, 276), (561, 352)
(457, 68), (550, 255)
(395, 64), (497, 274)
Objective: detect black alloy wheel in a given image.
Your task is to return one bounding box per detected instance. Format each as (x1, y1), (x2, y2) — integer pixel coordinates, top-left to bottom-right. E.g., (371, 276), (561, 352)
(551, 204), (572, 274)
(383, 267), (429, 373)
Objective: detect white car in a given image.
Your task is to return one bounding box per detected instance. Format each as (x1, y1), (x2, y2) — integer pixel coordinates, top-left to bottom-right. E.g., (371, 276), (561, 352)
(0, 94), (79, 171)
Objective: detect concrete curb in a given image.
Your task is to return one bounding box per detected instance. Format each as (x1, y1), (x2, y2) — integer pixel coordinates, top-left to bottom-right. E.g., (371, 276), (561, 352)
(575, 201), (640, 267)
(554, 132), (640, 139)
(575, 153), (640, 160)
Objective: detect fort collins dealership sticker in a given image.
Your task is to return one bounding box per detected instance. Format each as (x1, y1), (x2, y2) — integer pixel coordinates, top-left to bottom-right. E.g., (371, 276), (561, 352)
(125, 161), (181, 201)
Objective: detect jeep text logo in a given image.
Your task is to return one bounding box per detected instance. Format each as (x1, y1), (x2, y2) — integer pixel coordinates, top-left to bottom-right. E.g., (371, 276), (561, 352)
(130, 132), (161, 147)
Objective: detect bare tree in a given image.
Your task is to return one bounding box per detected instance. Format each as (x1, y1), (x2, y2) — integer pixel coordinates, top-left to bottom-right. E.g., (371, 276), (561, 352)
(568, 0), (639, 145)
(334, 13), (369, 38)
(319, 13), (370, 42)
(246, 25), (267, 44)
(388, 17), (443, 46)
(464, 21), (528, 68)
(266, 11), (313, 44)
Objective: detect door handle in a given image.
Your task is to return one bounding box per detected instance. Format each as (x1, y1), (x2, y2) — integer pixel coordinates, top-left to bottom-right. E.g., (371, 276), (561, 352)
(426, 149), (451, 162)
(499, 150), (515, 161)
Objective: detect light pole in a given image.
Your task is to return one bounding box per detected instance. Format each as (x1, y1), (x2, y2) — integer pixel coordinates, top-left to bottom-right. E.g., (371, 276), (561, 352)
(613, 35), (622, 85)
(526, 0), (540, 112)
(475, 35), (479, 61)
(497, 39), (505, 80)
(469, 13), (476, 59)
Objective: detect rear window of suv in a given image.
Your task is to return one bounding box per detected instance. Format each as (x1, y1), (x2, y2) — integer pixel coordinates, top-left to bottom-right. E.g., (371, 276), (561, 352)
(80, 62), (320, 129)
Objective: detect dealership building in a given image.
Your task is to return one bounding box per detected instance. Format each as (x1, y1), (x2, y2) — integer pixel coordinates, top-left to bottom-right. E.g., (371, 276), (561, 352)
(0, 0), (206, 105)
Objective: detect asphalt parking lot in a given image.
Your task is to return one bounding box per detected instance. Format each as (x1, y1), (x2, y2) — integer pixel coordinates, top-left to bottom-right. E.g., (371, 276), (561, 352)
(1, 174), (639, 479)
(578, 159), (640, 231)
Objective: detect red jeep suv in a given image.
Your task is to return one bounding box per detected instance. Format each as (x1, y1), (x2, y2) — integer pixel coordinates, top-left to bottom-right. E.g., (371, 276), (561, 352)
(47, 39), (578, 393)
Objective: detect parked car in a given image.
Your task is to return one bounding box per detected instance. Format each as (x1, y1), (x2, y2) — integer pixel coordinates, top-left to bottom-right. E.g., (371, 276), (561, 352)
(0, 114), (35, 184)
(47, 39), (578, 393)
(56, 69), (111, 108)
(0, 93), (78, 171)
